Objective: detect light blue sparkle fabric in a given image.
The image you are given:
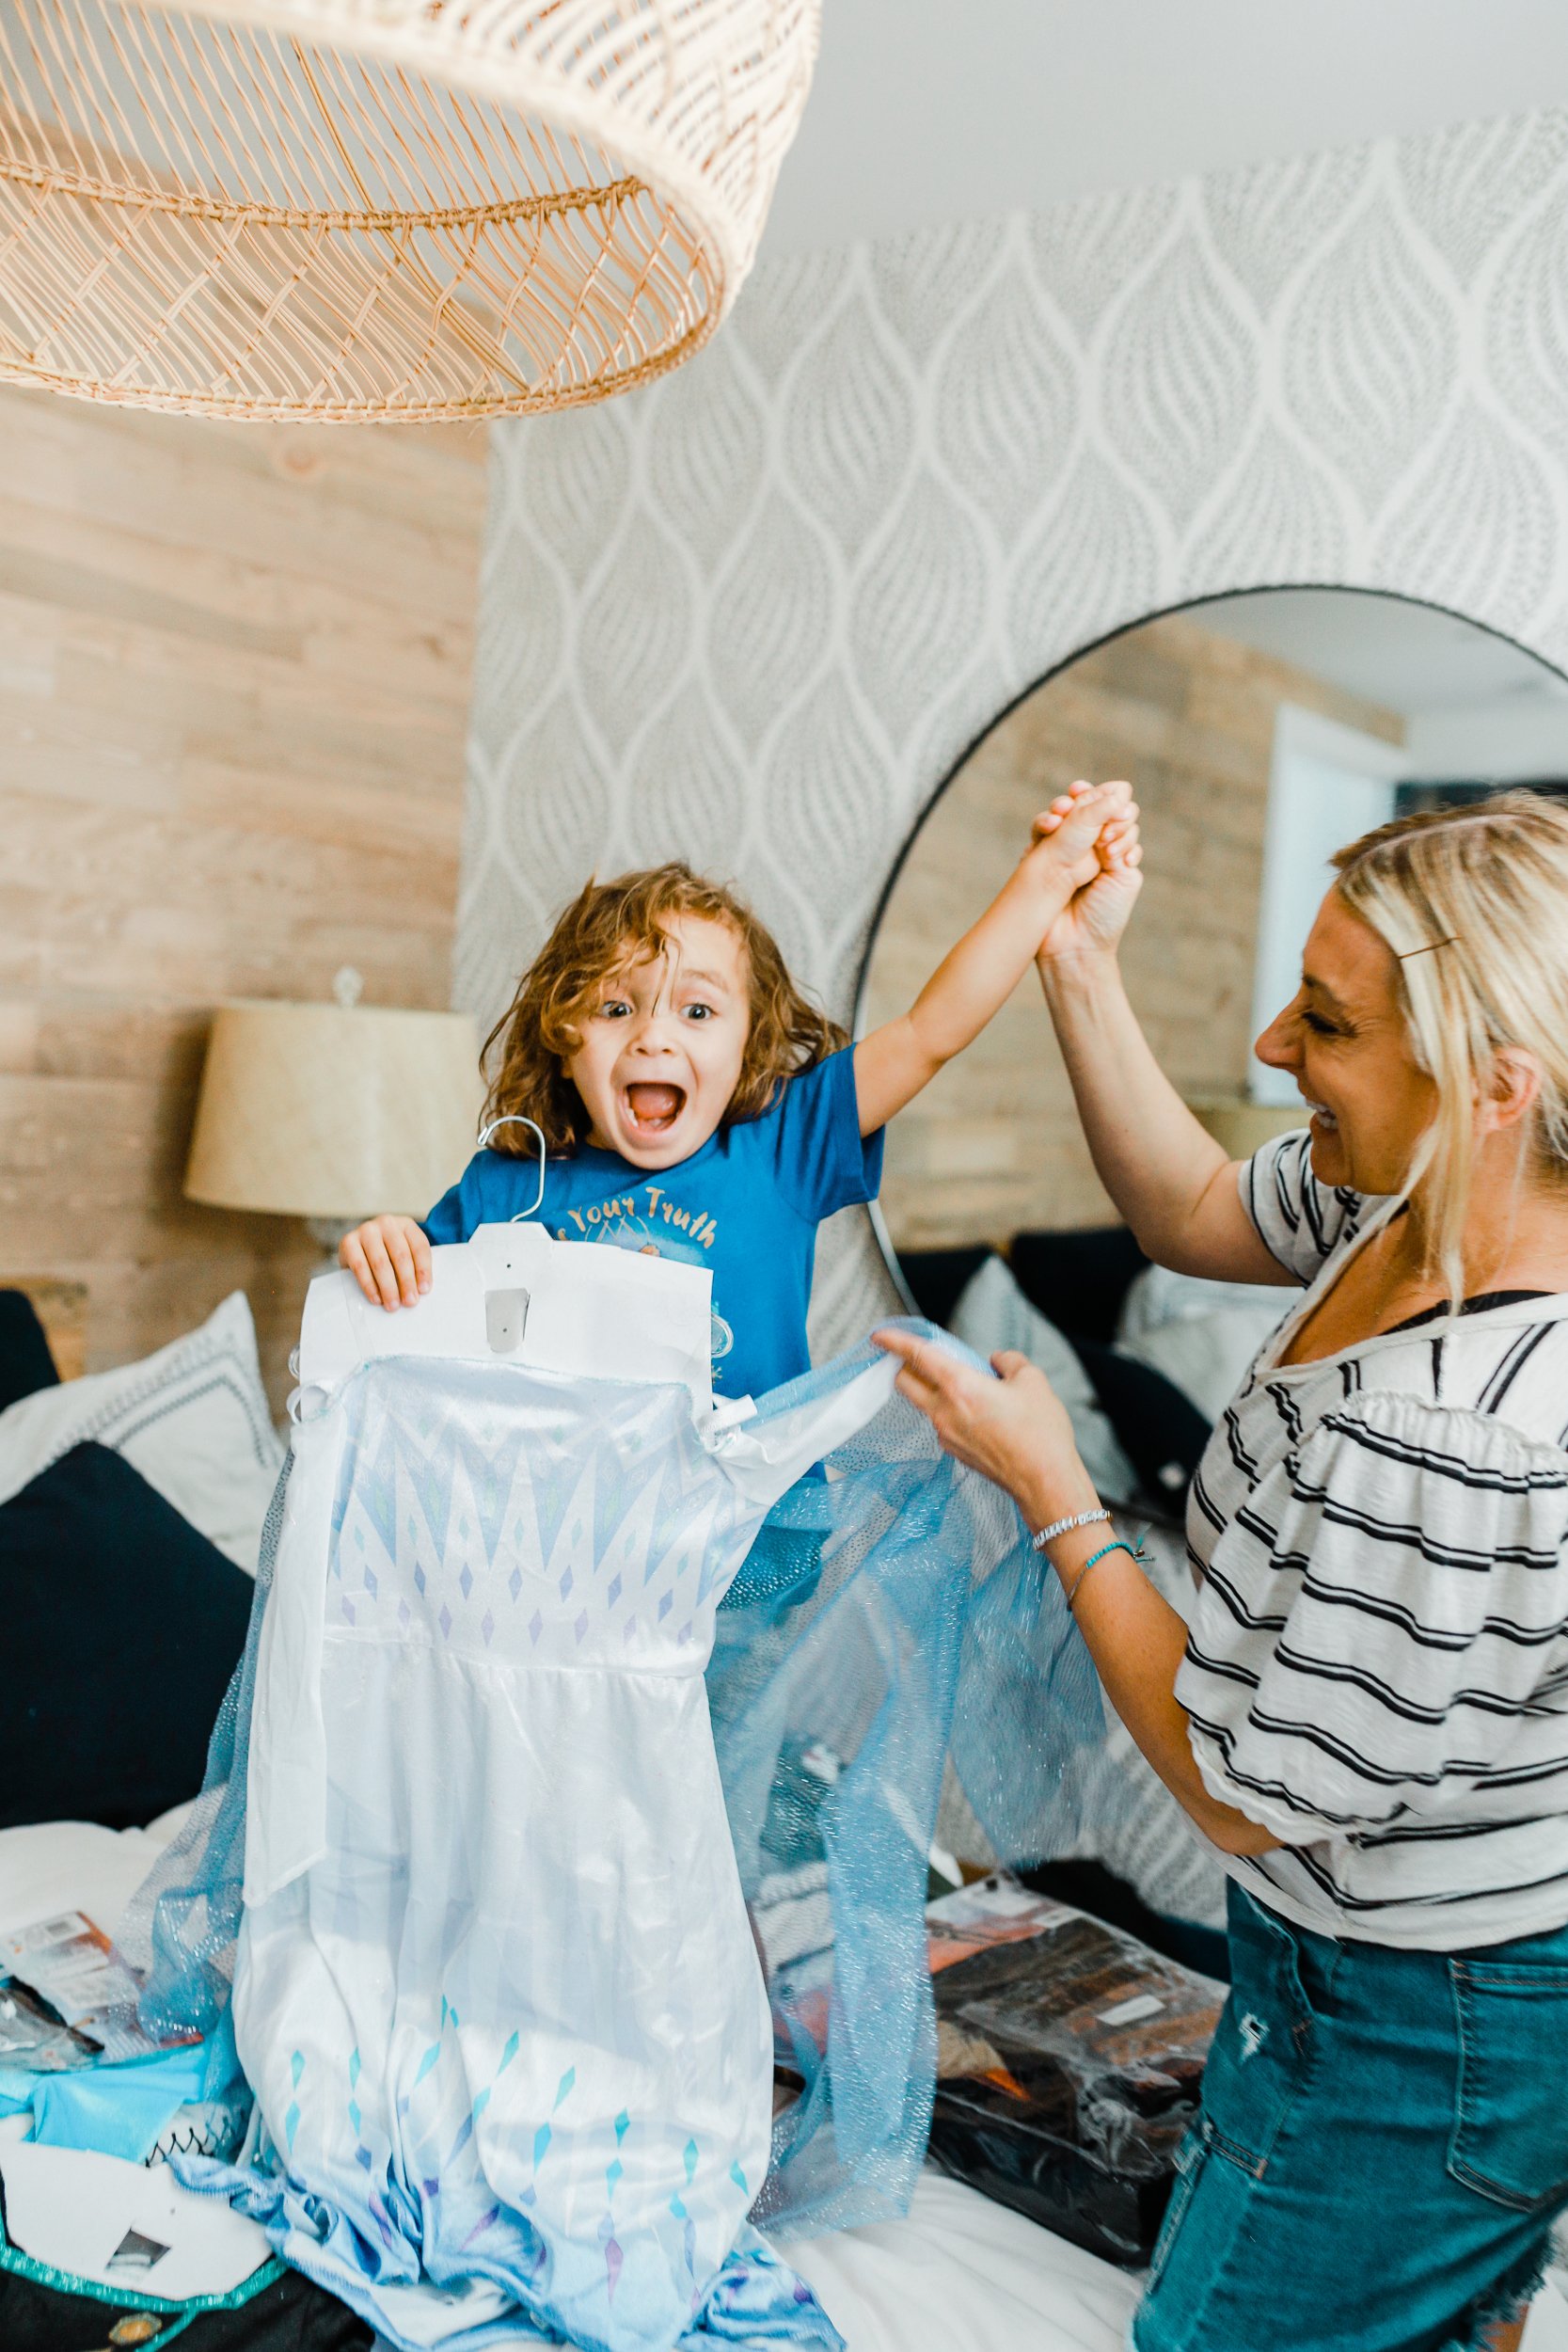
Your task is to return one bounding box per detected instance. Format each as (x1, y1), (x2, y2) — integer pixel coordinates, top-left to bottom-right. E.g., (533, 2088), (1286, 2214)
(709, 1364), (1102, 2237)
(116, 1327), (1099, 2349)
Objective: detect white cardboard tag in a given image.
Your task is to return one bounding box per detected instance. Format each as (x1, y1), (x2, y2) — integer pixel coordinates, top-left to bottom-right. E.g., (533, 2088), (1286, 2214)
(298, 1223), (714, 1411)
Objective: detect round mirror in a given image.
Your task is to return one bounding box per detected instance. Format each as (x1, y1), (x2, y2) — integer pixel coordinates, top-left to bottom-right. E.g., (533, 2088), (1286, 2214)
(859, 589), (1568, 1495)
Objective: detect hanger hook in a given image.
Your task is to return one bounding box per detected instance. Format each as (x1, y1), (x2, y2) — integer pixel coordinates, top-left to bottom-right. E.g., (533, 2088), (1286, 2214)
(474, 1114), (547, 1221)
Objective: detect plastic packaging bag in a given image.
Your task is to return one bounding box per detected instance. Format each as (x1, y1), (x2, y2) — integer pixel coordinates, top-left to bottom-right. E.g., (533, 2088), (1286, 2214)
(924, 1876), (1224, 2266)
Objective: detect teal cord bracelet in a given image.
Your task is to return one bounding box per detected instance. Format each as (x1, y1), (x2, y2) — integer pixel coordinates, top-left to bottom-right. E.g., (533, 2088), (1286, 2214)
(1064, 1536), (1144, 1615)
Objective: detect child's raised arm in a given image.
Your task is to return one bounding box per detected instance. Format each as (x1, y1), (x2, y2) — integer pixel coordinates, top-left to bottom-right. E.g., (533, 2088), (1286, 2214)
(852, 779), (1137, 1136)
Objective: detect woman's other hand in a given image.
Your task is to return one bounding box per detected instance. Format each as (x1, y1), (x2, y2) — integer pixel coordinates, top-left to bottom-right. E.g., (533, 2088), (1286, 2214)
(873, 1330), (1099, 1531)
(1032, 780), (1144, 966)
(340, 1214), (433, 1309)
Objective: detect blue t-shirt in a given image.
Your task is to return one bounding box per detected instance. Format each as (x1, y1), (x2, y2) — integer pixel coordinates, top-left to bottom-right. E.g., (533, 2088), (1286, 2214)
(422, 1047), (883, 1399)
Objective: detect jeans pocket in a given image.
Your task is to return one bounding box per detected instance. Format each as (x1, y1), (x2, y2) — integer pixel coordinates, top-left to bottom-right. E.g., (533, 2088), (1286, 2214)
(1448, 1957), (1568, 2213)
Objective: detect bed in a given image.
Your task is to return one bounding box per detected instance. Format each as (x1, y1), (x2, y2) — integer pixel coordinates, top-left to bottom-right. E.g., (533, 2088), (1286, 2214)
(0, 1805), (1137, 2351)
(4, 1811), (1566, 2352)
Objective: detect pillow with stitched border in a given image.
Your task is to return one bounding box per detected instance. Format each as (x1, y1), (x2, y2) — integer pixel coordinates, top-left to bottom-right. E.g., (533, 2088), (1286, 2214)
(0, 1293), (282, 1576)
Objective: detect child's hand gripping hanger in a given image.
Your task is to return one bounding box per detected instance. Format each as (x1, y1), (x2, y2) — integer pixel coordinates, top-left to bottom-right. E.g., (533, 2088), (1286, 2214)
(295, 1116), (716, 1415)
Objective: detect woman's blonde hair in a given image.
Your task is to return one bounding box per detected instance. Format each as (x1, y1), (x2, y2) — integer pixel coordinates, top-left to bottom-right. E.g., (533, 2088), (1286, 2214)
(480, 863), (847, 1156)
(1332, 788), (1568, 1304)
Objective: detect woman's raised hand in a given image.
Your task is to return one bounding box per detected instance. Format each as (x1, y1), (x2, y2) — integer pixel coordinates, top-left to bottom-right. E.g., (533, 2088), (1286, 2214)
(1032, 779), (1144, 966)
(872, 1329), (1100, 1531)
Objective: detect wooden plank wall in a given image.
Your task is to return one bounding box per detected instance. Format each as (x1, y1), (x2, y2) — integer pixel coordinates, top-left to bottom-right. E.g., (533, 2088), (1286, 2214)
(863, 612), (1402, 1253)
(0, 387), (488, 1407)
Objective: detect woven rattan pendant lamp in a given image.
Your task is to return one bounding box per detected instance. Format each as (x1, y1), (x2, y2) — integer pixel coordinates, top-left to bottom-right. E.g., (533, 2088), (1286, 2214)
(0, 0), (817, 421)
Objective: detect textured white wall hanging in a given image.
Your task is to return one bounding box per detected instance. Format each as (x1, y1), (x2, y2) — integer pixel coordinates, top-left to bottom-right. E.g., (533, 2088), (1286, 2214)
(0, 0), (817, 420)
(458, 105), (1568, 1345)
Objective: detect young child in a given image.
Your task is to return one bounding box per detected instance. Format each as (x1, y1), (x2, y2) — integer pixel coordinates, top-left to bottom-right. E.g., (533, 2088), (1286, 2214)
(341, 782), (1137, 1397)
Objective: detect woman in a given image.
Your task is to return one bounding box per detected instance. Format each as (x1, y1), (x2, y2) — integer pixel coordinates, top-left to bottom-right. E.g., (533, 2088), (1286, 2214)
(879, 788), (1568, 2352)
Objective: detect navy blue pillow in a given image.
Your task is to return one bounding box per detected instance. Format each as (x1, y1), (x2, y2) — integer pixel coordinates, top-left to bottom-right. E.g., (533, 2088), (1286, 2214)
(1007, 1227), (1149, 1347)
(1068, 1339), (1212, 1498)
(0, 1443), (254, 1831)
(0, 1291), (59, 1414)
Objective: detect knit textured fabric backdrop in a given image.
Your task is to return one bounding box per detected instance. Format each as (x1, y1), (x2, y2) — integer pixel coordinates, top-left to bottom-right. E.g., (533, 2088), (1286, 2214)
(456, 105), (1568, 1352)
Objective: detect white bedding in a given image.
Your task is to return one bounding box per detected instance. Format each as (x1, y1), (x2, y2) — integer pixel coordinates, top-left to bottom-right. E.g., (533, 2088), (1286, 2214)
(0, 1812), (1562, 2352)
(787, 2174), (1134, 2351)
(0, 1804), (198, 1948)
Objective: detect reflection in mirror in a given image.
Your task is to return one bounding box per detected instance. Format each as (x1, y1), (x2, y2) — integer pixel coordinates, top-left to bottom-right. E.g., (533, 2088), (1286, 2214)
(859, 590), (1568, 1501)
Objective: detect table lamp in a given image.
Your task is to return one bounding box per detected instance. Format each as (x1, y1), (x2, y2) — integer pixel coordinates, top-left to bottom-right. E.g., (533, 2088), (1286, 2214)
(185, 969), (484, 1249)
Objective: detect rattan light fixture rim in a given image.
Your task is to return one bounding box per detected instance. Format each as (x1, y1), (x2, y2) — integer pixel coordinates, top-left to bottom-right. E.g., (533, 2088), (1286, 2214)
(121, 0), (754, 299)
(6, 321), (719, 423)
(0, 152), (648, 238)
(6, 260), (722, 425)
(0, 0), (815, 423)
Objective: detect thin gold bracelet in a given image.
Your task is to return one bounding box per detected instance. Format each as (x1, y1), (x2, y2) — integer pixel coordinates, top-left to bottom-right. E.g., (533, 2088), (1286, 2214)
(1064, 1537), (1144, 1615)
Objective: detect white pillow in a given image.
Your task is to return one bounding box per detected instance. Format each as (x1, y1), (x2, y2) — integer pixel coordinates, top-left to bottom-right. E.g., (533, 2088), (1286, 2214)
(0, 1293), (282, 1574)
(948, 1255), (1137, 1503)
(1116, 1263), (1291, 1422)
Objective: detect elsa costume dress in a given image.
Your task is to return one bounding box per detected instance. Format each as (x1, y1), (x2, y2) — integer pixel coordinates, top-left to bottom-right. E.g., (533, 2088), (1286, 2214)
(117, 1226), (1098, 2352)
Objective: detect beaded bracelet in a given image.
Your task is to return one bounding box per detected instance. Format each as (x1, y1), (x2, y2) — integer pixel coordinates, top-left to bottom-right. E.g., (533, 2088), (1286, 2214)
(1029, 1506), (1110, 1553)
(1064, 1538), (1145, 1616)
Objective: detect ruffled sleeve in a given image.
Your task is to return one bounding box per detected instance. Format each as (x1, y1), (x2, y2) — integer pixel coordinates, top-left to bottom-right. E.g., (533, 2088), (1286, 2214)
(1238, 1128), (1378, 1285)
(1176, 1391), (1568, 1845)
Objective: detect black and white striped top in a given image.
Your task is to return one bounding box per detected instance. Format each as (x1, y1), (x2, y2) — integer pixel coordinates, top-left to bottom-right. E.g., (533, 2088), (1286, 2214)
(1175, 1128), (1568, 1949)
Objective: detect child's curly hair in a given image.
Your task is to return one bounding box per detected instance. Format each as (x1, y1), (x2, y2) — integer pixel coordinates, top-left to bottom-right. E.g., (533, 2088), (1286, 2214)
(479, 864), (847, 1156)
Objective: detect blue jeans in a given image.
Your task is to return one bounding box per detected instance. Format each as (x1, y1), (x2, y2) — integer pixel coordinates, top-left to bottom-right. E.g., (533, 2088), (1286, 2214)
(1134, 1884), (1568, 2352)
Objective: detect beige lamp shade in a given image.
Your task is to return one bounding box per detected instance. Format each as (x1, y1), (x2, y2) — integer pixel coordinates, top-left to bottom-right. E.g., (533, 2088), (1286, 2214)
(186, 998), (484, 1219)
(1186, 1096), (1307, 1161)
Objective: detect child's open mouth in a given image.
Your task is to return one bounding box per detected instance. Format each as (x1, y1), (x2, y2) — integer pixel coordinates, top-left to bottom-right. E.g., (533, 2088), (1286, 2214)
(623, 1082), (687, 1135)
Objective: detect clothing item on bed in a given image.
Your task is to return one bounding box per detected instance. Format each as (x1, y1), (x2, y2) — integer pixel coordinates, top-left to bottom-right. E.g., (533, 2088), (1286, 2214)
(0, 2137), (367, 2351)
(118, 1305), (1098, 2350)
(185, 1349), (884, 2352)
(0, 2129), (275, 2301)
(0, 2261), (372, 2351)
(1178, 1127), (1568, 1949)
(0, 2015), (243, 2166)
(1134, 1883), (1568, 2352)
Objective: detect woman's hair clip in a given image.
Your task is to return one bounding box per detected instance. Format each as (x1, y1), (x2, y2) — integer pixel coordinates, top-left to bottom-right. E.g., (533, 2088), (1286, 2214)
(1396, 936), (1461, 960)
